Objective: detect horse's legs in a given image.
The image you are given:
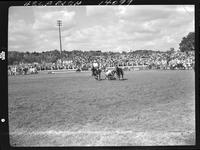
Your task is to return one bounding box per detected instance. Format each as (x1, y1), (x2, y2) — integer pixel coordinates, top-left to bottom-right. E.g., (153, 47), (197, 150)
(99, 73), (101, 80)
(104, 74), (107, 79)
(118, 71), (121, 80)
(117, 75), (120, 80)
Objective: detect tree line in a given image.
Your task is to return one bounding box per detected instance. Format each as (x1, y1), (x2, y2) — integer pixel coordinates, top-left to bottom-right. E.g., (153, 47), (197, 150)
(8, 32), (195, 65)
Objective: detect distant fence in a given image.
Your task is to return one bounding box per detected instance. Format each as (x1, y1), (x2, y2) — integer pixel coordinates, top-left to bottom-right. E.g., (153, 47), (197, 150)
(107, 65), (149, 71)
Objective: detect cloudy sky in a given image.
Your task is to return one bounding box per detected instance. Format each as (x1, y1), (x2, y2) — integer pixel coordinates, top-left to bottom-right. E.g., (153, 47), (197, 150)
(8, 5), (194, 52)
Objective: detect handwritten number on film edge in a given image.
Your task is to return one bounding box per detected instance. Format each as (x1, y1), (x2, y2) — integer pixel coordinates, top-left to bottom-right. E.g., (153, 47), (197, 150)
(99, 0), (133, 5)
(24, 1), (82, 6)
(24, 0), (134, 6)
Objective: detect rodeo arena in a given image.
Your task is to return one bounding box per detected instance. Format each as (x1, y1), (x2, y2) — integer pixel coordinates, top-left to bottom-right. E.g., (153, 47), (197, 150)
(8, 49), (196, 146)
(7, 4), (196, 146)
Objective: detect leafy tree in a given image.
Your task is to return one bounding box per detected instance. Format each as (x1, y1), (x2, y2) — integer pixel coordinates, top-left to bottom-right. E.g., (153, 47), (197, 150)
(170, 48), (175, 52)
(179, 32), (195, 52)
(122, 51), (127, 55)
(8, 51), (23, 65)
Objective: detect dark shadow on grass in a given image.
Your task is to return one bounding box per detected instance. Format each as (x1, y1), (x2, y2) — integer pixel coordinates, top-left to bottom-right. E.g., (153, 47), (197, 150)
(119, 78), (128, 81)
(94, 78), (128, 81)
(95, 78), (106, 81)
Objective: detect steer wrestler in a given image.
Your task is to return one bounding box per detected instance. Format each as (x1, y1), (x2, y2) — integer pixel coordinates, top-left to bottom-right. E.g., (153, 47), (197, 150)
(105, 69), (116, 80)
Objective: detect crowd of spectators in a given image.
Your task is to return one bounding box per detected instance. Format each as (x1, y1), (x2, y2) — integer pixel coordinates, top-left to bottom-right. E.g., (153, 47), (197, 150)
(8, 50), (195, 76)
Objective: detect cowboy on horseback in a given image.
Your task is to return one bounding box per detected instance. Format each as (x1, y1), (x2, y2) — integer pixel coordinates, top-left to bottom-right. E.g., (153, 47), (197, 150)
(91, 61), (98, 76)
(91, 60), (101, 80)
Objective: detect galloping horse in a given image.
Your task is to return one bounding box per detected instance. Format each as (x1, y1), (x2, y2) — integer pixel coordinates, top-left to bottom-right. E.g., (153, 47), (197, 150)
(115, 65), (124, 80)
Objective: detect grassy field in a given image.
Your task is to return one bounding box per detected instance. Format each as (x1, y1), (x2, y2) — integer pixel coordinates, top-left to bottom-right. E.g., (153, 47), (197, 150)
(8, 70), (195, 146)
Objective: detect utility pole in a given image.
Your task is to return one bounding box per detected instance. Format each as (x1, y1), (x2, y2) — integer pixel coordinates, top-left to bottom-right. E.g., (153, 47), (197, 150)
(57, 20), (63, 67)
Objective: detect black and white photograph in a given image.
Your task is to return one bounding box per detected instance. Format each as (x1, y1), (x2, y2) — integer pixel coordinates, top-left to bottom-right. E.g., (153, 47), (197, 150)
(7, 5), (195, 146)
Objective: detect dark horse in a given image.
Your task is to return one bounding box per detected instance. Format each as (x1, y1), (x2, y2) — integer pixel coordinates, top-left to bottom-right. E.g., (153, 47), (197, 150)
(91, 66), (101, 80)
(115, 66), (124, 80)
